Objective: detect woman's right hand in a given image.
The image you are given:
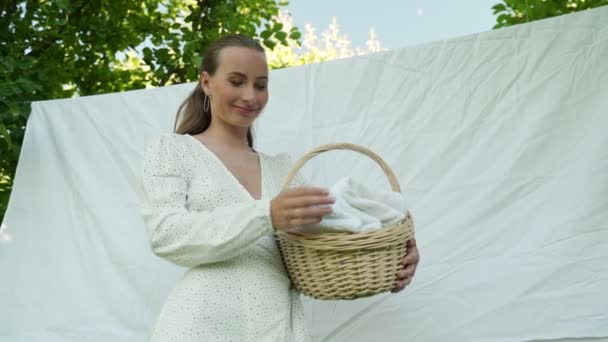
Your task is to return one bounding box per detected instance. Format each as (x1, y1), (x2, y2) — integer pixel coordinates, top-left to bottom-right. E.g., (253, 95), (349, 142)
(270, 187), (335, 231)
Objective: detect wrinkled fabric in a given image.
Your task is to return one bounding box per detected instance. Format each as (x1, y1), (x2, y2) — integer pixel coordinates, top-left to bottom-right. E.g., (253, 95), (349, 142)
(1, 6), (607, 342)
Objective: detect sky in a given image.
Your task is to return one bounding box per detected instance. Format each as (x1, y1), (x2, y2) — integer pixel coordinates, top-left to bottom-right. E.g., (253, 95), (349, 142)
(286, 0), (500, 50)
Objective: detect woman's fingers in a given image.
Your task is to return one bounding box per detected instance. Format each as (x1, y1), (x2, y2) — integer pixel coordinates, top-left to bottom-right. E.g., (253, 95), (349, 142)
(393, 239), (420, 293)
(288, 216), (323, 226)
(281, 187), (330, 199)
(396, 265), (416, 282)
(391, 277), (412, 293)
(402, 239), (420, 266)
(289, 205), (332, 220)
(271, 187), (335, 230)
(283, 195), (335, 210)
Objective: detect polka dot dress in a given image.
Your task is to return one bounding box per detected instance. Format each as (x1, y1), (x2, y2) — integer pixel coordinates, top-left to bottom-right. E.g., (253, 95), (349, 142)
(141, 133), (309, 342)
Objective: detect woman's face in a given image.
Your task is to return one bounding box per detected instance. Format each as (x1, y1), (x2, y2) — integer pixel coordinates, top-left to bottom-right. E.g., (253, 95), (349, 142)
(201, 46), (269, 130)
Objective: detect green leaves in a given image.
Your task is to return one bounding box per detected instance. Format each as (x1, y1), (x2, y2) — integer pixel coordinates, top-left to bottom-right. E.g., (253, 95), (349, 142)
(261, 30), (272, 39)
(275, 31), (288, 42)
(0, 122), (11, 148)
(0, 0), (301, 222)
(492, 0), (608, 29)
(55, 0), (70, 10)
(492, 3), (507, 15)
(259, 15), (302, 51)
(289, 28), (301, 40)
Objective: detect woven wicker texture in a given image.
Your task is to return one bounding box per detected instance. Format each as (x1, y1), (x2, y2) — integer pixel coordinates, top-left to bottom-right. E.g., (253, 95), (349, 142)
(275, 143), (415, 300)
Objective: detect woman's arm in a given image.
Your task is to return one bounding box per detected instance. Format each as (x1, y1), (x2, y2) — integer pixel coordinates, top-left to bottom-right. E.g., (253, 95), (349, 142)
(140, 134), (273, 268)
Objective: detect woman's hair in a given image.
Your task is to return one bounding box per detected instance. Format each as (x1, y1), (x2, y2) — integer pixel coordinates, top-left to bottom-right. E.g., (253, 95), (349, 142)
(173, 34), (266, 148)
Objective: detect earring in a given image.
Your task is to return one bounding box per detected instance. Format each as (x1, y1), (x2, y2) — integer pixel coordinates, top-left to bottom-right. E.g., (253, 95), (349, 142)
(203, 94), (210, 112)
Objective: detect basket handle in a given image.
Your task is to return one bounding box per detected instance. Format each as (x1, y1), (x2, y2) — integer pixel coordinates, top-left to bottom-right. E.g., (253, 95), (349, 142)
(281, 142), (401, 192)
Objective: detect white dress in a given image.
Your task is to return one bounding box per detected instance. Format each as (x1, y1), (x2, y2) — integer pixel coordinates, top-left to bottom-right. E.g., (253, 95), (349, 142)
(140, 133), (309, 342)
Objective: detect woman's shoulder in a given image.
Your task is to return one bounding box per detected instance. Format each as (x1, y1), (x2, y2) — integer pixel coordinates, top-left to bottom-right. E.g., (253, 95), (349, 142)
(142, 133), (196, 165)
(142, 133), (197, 177)
(144, 132), (192, 151)
(148, 132), (190, 144)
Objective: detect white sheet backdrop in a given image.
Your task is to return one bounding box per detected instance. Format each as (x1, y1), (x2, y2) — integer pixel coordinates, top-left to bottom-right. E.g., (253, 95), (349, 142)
(1, 7), (607, 342)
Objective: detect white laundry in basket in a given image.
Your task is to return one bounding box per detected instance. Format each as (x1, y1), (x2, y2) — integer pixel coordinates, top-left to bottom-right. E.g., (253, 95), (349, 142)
(302, 177), (408, 233)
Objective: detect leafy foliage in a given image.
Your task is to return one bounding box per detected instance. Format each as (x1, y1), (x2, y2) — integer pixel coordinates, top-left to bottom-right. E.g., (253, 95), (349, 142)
(492, 0), (608, 28)
(0, 0), (298, 222)
(266, 12), (385, 69)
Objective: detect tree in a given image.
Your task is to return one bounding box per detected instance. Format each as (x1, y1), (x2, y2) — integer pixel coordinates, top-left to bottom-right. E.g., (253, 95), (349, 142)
(492, 0), (608, 28)
(0, 0), (299, 222)
(265, 11), (385, 69)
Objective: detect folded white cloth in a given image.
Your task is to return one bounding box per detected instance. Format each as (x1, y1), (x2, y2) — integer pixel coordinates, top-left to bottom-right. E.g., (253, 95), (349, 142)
(300, 177), (408, 233)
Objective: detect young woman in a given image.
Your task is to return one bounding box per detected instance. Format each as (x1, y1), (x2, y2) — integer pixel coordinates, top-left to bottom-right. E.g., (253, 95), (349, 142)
(141, 34), (419, 341)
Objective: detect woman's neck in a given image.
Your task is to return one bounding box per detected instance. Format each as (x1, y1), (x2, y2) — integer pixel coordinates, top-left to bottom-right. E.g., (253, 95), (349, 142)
(200, 124), (250, 152)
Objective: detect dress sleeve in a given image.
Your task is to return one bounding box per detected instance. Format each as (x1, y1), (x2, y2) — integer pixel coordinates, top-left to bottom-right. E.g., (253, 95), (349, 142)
(140, 134), (273, 268)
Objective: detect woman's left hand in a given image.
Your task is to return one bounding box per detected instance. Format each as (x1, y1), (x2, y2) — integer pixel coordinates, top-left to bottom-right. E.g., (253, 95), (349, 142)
(392, 238), (420, 293)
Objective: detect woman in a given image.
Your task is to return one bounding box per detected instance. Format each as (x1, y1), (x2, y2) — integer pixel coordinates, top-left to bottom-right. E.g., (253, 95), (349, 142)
(141, 34), (419, 341)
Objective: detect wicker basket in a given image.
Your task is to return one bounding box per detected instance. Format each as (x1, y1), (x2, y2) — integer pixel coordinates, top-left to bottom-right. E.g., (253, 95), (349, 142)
(275, 143), (415, 300)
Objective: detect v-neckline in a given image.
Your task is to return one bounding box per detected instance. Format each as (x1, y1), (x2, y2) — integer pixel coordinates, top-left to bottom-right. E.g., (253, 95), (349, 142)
(186, 134), (264, 201)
